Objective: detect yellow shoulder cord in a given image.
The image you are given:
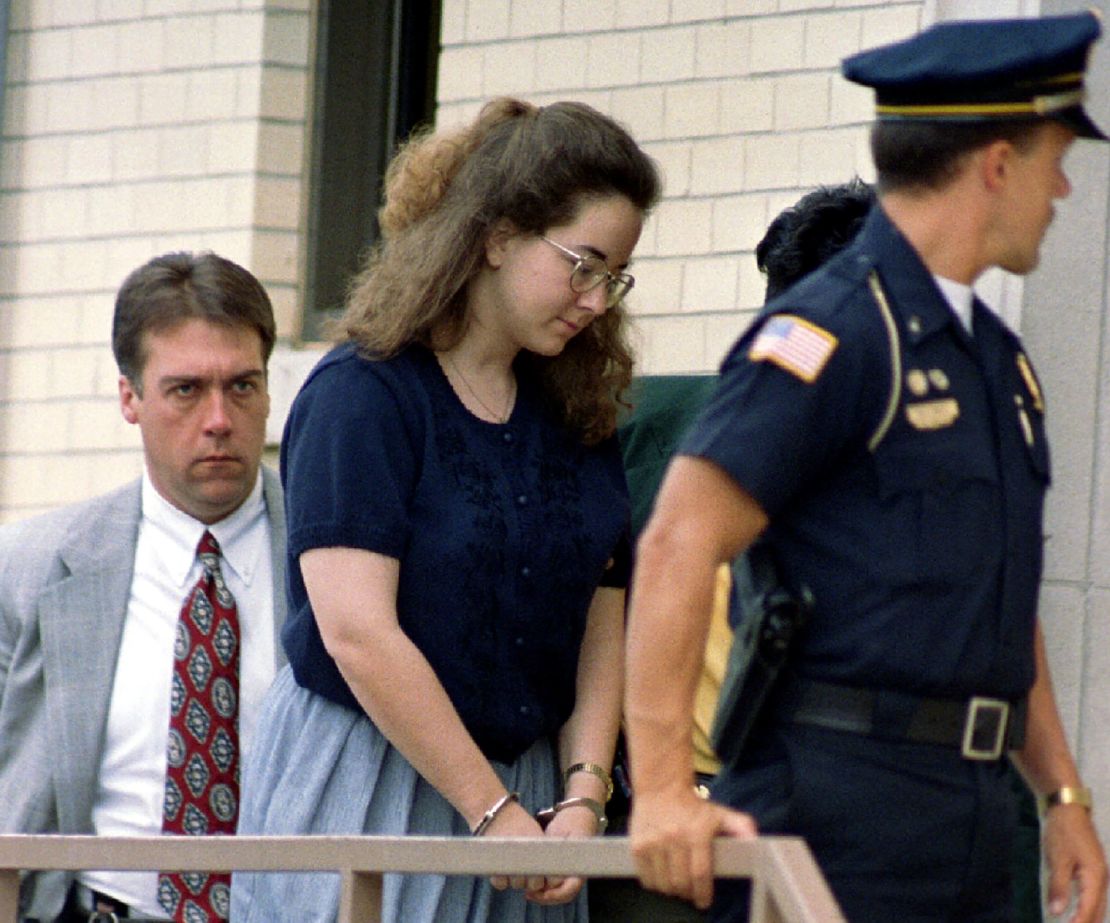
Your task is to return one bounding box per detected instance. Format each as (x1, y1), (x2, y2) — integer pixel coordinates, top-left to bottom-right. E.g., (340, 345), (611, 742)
(866, 271), (902, 452)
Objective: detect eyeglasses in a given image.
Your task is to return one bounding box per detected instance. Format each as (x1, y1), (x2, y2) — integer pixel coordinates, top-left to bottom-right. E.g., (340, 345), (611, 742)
(541, 237), (635, 308)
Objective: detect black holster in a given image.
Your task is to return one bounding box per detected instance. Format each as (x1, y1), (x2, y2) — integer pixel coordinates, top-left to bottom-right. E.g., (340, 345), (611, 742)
(710, 542), (813, 769)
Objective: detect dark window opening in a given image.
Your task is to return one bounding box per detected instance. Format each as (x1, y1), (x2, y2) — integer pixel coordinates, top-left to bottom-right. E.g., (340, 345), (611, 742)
(301, 0), (440, 341)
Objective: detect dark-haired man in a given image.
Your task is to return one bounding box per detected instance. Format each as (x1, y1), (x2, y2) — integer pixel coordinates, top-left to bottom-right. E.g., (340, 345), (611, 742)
(626, 13), (1108, 923)
(755, 178), (875, 302)
(0, 252), (287, 922)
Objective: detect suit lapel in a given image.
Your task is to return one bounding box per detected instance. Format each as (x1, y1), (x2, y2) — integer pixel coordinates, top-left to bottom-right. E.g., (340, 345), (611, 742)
(38, 482), (140, 833)
(38, 471), (285, 831)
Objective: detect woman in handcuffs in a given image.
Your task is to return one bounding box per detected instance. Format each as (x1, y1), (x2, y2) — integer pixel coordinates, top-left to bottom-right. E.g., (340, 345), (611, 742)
(231, 97), (660, 922)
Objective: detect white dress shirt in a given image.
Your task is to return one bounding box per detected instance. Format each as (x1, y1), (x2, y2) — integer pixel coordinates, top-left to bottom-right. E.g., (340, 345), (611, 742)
(80, 472), (276, 916)
(934, 274), (974, 333)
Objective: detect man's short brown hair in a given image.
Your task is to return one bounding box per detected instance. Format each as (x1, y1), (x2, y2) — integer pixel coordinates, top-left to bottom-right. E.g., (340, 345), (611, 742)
(112, 251), (276, 390)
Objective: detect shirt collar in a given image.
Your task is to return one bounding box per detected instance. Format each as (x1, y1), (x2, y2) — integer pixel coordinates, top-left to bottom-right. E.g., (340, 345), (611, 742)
(933, 275), (974, 333)
(855, 207), (964, 343)
(140, 471), (267, 590)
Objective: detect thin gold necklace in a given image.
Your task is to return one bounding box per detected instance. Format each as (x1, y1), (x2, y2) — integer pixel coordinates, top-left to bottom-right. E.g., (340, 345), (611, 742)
(443, 352), (515, 424)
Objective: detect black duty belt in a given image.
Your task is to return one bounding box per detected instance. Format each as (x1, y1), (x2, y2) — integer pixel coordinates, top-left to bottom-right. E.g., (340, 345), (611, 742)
(776, 676), (1026, 761)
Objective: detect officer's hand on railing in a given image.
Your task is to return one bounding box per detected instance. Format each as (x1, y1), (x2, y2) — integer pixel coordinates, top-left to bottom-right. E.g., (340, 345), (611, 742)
(1042, 802), (1108, 923)
(482, 800), (550, 894)
(629, 787), (758, 910)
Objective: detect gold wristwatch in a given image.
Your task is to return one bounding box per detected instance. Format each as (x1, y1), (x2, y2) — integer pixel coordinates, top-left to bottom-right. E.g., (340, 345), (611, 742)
(1040, 785), (1093, 814)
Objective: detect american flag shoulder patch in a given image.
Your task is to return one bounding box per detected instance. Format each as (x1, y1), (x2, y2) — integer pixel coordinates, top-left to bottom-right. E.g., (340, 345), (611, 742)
(749, 314), (838, 383)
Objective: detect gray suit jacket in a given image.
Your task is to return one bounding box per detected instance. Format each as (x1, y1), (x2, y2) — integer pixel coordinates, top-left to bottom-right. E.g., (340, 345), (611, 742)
(0, 468), (288, 921)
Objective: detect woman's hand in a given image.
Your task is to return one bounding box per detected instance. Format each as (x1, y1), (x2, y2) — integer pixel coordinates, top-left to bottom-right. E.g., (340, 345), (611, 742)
(483, 800), (552, 895)
(524, 800), (599, 904)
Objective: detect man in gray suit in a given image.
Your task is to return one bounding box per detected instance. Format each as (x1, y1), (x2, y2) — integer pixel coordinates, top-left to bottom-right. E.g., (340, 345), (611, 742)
(0, 251), (288, 922)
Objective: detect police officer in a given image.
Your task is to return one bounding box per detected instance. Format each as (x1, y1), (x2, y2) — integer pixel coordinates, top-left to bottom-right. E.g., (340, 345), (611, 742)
(624, 12), (1109, 923)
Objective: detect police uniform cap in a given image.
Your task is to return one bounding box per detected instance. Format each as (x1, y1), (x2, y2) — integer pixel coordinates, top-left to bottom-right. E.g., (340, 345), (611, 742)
(842, 11), (1107, 141)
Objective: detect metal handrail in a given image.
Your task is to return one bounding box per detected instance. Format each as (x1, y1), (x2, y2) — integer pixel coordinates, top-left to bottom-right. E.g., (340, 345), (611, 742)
(0, 834), (846, 923)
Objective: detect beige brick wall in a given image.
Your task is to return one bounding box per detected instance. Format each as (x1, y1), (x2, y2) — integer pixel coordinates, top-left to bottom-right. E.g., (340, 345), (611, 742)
(0, 0), (311, 521)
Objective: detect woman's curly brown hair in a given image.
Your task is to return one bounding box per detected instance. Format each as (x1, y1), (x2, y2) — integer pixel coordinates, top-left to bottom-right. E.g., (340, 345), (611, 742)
(340, 97), (661, 444)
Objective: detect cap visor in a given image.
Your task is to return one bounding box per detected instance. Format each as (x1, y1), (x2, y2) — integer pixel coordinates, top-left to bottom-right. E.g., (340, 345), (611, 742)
(1054, 106), (1109, 141)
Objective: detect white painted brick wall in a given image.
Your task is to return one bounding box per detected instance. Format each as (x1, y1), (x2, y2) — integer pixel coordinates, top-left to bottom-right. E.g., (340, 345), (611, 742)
(662, 83), (721, 139)
(695, 20), (750, 80)
(773, 73), (831, 131)
(654, 198), (713, 258)
(536, 35), (589, 92)
(616, 0), (669, 29)
(0, 1), (311, 517)
(744, 133), (802, 191)
(799, 126), (865, 185)
(258, 67), (307, 120)
(750, 16), (807, 73)
(689, 137), (745, 196)
(680, 254), (741, 314)
(804, 11), (864, 68)
(861, 3), (922, 46)
(670, 0), (727, 22)
(465, 0), (511, 42)
(720, 76), (775, 134)
(586, 31), (641, 88)
(610, 84), (666, 140)
(645, 140), (691, 197)
(482, 42), (534, 97)
(507, 2), (558, 38)
(711, 193), (770, 254)
(641, 26), (697, 83)
(632, 314), (709, 373)
(628, 259), (683, 316)
(705, 308), (757, 365)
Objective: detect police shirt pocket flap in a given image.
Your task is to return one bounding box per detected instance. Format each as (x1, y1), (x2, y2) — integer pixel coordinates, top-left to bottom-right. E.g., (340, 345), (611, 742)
(875, 449), (998, 499)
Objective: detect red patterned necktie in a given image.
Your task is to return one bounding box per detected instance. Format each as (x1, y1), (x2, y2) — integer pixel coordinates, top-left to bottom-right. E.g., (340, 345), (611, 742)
(159, 530), (240, 922)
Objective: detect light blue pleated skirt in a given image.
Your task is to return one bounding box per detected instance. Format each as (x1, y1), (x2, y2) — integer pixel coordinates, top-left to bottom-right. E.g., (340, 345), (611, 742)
(231, 666), (587, 923)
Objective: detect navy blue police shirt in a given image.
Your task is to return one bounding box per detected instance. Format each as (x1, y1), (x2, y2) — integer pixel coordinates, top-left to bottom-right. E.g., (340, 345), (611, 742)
(280, 343), (631, 764)
(682, 206), (1049, 702)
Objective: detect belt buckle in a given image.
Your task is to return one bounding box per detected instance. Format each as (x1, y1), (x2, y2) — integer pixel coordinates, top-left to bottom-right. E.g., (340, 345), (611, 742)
(961, 696), (1009, 760)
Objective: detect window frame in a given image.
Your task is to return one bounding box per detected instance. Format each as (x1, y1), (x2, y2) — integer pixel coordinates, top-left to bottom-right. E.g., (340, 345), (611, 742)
(297, 0), (440, 343)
